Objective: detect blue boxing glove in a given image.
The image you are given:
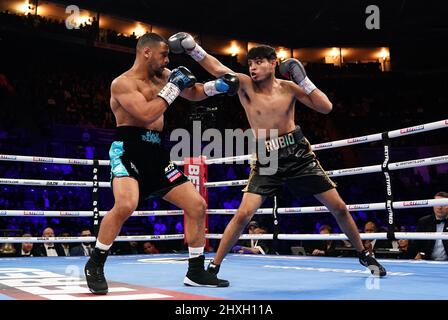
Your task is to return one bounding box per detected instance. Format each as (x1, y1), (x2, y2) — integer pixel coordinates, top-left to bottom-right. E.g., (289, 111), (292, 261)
(203, 73), (239, 97)
(157, 66), (197, 105)
(232, 245), (243, 253)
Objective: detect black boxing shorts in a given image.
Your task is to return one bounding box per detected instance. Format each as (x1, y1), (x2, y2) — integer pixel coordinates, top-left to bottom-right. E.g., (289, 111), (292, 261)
(243, 125), (336, 197)
(109, 126), (189, 202)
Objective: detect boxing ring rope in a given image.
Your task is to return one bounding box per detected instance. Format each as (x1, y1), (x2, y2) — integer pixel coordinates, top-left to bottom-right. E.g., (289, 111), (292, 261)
(3, 231), (448, 244)
(1, 154), (446, 188)
(1, 119), (447, 167)
(1, 198), (448, 217)
(204, 154), (448, 187)
(174, 118), (448, 165)
(0, 119), (447, 244)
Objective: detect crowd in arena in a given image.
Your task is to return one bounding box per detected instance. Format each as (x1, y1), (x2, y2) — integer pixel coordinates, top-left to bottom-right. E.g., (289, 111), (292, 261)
(0, 9), (447, 260)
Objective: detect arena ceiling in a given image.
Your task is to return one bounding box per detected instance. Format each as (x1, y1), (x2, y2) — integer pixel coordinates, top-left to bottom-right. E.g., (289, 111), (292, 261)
(52, 0), (447, 47)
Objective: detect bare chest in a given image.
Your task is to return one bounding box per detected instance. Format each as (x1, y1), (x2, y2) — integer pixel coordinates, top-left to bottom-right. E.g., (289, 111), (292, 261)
(137, 79), (165, 101)
(242, 91), (294, 118)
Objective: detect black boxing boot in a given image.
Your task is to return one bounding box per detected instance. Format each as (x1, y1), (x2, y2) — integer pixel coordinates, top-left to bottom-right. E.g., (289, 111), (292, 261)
(358, 250), (387, 277)
(84, 248), (109, 294)
(206, 260), (221, 275)
(184, 255), (229, 287)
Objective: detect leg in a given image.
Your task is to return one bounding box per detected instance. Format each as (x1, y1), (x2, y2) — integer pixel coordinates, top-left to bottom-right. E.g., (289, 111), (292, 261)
(85, 177), (139, 294)
(314, 188), (364, 252)
(213, 192), (265, 265)
(314, 188), (386, 276)
(163, 181), (207, 248)
(97, 177), (139, 245)
(163, 181), (229, 287)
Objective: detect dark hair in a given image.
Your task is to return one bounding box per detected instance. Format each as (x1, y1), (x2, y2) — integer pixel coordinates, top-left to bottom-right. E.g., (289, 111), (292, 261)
(435, 191), (448, 198)
(248, 221), (260, 229)
(319, 225), (332, 233)
(365, 221), (378, 231)
(247, 45), (277, 61)
(137, 32), (167, 49)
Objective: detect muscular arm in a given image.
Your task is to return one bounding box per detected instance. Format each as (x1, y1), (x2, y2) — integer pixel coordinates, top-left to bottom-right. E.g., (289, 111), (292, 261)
(199, 54), (234, 77)
(111, 77), (168, 125)
(288, 81), (333, 114)
(180, 83), (207, 101)
(168, 33), (249, 92)
(198, 54), (250, 92)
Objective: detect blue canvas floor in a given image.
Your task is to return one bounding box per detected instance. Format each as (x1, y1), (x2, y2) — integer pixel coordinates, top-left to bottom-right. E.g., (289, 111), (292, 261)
(0, 254), (447, 300)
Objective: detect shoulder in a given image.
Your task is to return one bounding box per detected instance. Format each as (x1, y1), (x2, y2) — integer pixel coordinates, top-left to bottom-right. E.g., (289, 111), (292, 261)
(279, 78), (305, 98)
(278, 79), (297, 91)
(235, 73), (252, 88)
(111, 75), (137, 94)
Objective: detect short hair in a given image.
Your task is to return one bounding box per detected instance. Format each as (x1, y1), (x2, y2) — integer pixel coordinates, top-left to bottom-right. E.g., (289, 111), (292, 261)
(247, 45), (277, 61)
(435, 191), (448, 198)
(137, 32), (168, 49)
(248, 221), (260, 229)
(319, 225), (332, 233)
(365, 221), (377, 230)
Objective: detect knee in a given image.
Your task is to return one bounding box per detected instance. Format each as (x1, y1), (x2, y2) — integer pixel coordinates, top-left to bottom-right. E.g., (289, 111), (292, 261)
(186, 197), (207, 219)
(331, 202), (349, 217)
(114, 199), (138, 220)
(235, 208), (254, 225)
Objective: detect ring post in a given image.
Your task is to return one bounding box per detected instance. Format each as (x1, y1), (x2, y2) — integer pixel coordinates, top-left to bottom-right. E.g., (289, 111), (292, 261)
(184, 156), (209, 250)
(381, 132), (396, 241)
(92, 159), (100, 237)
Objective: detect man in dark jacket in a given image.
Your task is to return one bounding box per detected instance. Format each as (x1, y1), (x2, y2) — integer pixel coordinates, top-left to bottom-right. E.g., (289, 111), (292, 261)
(413, 192), (448, 261)
(70, 228), (94, 256)
(33, 227), (66, 257)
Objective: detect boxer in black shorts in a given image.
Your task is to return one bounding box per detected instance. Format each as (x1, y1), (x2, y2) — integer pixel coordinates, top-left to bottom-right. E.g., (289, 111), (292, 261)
(84, 33), (239, 294)
(169, 33), (387, 281)
(109, 126), (189, 201)
(244, 125), (337, 198)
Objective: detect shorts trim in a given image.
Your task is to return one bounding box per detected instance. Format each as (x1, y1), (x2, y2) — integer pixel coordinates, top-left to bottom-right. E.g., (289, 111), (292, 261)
(109, 141), (129, 177)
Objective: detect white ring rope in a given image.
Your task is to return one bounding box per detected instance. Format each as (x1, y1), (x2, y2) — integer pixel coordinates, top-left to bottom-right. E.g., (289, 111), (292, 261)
(0, 210), (185, 217)
(2, 198), (447, 217)
(2, 232), (447, 243)
(0, 119), (447, 243)
(176, 119), (448, 165)
(0, 179), (111, 188)
(0, 154), (110, 166)
(204, 154), (448, 187)
(209, 198), (448, 214)
(0, 234), (184, 243)
(0, 119), (446, 166)
(207, 232), (448, 241)
(1, 154), (447, 189)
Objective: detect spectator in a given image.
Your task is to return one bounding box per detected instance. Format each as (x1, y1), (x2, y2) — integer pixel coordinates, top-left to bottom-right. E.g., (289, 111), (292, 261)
(59, 231), (71, 256)
(397, 239), (413, 259)
(412, 192), (448, 261)
(362, 221), (392, 256)
(231, 221), (270, 255)
(127, 241), (140, 255)
(15, 233), (34, 257)
(33, 227), (66, 256)
(70, 228), (94, 256)
(308, 225), (340, 257)
(143, 241), (160, 254)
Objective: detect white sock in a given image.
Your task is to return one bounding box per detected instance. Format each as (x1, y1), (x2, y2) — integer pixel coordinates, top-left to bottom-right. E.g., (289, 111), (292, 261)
(95, 240), (112, 251)
(189, 246), (204, 259)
